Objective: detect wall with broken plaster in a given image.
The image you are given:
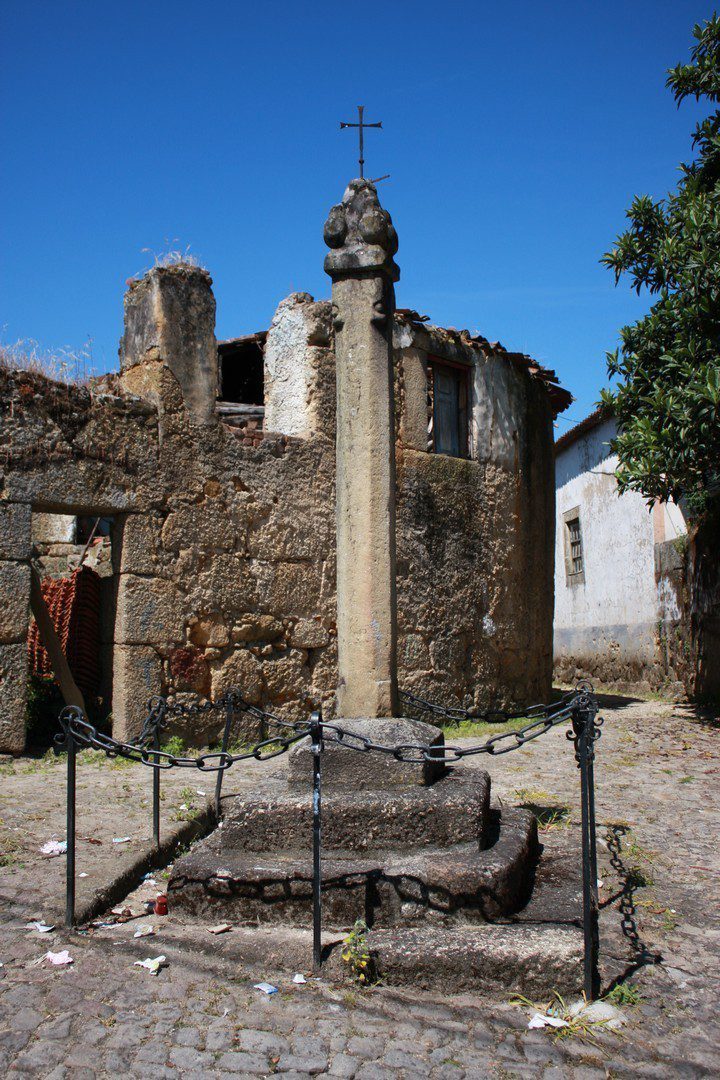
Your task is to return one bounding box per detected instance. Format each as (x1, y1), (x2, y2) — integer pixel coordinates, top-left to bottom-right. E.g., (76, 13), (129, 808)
(554, 416), (688, 692)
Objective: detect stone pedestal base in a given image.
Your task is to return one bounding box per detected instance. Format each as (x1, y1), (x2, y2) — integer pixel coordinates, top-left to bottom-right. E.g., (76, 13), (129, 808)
(288, 717), (445, 789)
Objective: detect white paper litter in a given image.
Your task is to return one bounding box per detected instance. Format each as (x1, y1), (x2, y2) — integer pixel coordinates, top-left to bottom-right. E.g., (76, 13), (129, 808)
(207, 923), (232, 935)
(26, 921), (55, 933)
(196, 790), (206, 796)
(567, 998), (627, 1030)
(45, 950), (73, 966)
(179, 804), (188, 811)
(79, 872), (88, 878)
(528, 1012), (568, 1030)
(216, 868), (233, 879)
(253, 982), (278, 995)
(112, 837), (131, 844)
(40, 840), (67, 857)
(134, 955), (167, 975)
(292, 973), (307, 984)
(133, 925), (155, 938)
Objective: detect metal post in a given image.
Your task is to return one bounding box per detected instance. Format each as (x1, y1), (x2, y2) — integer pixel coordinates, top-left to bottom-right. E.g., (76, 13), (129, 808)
(65, 734), (76, 929)
(215, 695), (235, 821)
(310, 709), (324, 971)
(573, 701), (600, 1000)
(152, 727), (161, 849)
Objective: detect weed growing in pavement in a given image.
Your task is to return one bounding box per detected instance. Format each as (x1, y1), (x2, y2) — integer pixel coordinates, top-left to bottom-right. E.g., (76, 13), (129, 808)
(605, 982), (642, 1007)
(626, 864), (654, 889)
(0, 826), (22, 867)
(513, 789), (571, 831)
(341, 919), (376, 985)
(160, 735), (187, 757)
(442, 715), (531, 739)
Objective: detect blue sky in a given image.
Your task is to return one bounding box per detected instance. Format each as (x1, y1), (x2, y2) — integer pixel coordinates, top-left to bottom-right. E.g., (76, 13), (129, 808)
(1, 1), (714, 426)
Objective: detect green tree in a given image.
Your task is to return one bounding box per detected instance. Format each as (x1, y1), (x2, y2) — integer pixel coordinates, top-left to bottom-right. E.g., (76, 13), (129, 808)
(601, 14), (720, 698)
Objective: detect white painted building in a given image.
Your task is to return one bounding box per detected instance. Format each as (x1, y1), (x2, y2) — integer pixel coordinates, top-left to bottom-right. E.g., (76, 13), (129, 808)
(554, 410), (687, 692)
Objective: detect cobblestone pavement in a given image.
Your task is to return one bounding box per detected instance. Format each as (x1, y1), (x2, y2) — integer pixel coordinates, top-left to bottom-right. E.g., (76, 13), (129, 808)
(1, 695), (719, 1077)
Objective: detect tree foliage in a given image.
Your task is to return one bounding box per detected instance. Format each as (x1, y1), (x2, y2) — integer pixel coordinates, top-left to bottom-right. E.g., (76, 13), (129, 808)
(601, 15), (720, 519)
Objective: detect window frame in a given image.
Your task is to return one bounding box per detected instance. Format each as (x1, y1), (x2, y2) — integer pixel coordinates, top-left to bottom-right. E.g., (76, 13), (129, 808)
(429, 355), (471, 460)
(562, 507), (585, 585)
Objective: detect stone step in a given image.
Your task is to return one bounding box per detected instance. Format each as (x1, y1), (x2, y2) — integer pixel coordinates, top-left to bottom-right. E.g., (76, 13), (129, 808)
(92, 919), (583, 998)
(365, 923), (584, 995)
(218, 770), (491, 853)
(168, 807), (537, 928)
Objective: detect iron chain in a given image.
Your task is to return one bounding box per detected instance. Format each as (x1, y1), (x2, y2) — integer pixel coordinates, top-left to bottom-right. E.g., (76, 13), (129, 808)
(58, 685), (599, 773)
(323, 686), (598, 763)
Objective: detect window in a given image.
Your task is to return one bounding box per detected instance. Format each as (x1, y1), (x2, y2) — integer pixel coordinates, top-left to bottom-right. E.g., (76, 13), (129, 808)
(563, 509), (585, 584)
(217, 334), (266, 405)
(431, 359), (469, 458)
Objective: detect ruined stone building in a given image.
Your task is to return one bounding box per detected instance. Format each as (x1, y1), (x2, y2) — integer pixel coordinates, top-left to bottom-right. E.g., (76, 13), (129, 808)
(0, 192), (570, 755)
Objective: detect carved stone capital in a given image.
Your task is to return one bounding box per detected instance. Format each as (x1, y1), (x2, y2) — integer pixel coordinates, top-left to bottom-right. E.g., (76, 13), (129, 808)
(323, 179), (399, 282)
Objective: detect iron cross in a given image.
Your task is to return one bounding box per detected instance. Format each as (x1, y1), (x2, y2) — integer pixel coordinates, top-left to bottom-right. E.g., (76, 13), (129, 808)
(340, 105), (382, 178)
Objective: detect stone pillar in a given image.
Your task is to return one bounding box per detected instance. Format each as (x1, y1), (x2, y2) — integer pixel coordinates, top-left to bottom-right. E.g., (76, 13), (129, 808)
(0, 501), (32, 754)
(324, 180), (400, 718)
(120, 265), (218, 427)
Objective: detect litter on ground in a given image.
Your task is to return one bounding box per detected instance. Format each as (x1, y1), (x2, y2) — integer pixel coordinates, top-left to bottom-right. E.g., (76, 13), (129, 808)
(112, 837), (131, 844)
(40, 840), (67, 857)
(207, 923), (232, 935)
(25, 922), (55, 933)
(133, 925), (155, 938)
(45, 950), (73, 966)
(254, 982), (278, 995)
(134, 955), (167, 975)
(293, 973), (307, 984)
(528, 1012), (568, 1029)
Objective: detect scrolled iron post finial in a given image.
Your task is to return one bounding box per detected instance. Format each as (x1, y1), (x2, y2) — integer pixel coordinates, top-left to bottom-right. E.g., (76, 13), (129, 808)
(56, 704), (85, 751)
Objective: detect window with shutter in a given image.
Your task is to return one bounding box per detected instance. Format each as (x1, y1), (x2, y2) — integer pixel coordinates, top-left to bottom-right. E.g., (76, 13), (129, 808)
(562, 508), (586, 585)
(431, 359), (469, 458)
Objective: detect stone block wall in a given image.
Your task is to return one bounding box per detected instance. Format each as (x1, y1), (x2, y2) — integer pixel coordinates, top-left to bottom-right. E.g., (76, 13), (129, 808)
(0, 501), (32, 752)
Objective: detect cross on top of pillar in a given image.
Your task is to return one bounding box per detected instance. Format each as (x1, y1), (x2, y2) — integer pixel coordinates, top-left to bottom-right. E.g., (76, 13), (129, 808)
(340, 105), (382, 179)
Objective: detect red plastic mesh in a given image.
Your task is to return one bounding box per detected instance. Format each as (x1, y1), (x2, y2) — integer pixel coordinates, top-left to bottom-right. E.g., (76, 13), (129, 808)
(27, 566), (101, 698)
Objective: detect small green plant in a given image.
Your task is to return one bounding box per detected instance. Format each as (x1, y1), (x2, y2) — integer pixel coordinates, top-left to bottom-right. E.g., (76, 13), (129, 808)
(170, 785), (201, 822)
(513, 789), (571, 831)
(161, 734), (187, 757)
(605, 982), (642, 1007)
(626, 865), (654, 889)
(0, 828), (22, 868)
(444, 715), (531, 739)
(341, 919), (376, 985)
